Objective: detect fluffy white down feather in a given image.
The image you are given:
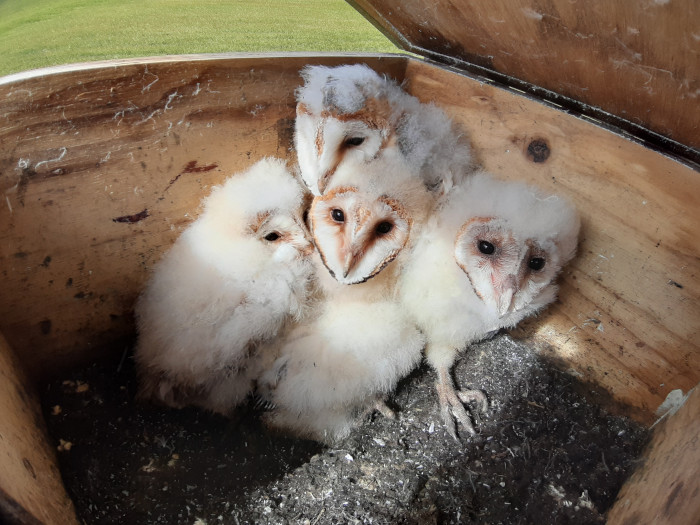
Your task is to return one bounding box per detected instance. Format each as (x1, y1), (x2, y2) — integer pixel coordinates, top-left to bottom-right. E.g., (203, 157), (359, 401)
(258, 300), (425, 443)
(134, 157), (315, 415)
(398, 171), (580, 438)
(400, 170), (580, 369)
(255, 153), (433, 443)
(294, 63), (473, 195)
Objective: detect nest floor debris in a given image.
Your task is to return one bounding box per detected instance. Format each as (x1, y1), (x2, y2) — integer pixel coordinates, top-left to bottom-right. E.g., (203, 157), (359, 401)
(42, 334), (649, 524)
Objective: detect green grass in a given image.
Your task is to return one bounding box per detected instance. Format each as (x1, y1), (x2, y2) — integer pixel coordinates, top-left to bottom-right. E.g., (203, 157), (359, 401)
(0, 0), (400, 77)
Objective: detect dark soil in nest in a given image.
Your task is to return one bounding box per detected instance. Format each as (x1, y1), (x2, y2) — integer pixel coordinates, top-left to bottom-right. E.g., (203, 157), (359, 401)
(41, 334), (649, 525)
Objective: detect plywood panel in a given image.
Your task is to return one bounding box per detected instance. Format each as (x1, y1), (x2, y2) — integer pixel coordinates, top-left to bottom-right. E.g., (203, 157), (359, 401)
(608, 385), (700, 525)
(351, 0), (700, 152)
(0, 333), (78, 525)
(403, 60), (700, 423)
(0, 54), (408, 382)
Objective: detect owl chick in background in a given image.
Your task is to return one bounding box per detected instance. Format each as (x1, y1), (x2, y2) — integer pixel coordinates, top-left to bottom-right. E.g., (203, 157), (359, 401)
(134, 158), (316, 416)
(399, 171), (580, 439)
(256, 152), (433, 443)
(294, 63), (473, 197)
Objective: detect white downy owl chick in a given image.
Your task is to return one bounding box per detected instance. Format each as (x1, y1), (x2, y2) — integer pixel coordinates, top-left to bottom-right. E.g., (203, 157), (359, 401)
(294, 63), (473, 196)
(256, 153), (433, 442)
(134, 158), (315, 415)
(257, 300), (426, 443)
(309, 149), (434, 301)
(399, 171), (580, 439)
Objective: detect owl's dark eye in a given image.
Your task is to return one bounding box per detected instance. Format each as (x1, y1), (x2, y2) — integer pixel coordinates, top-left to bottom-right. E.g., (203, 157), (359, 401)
(331, 208), (345, 223)
(264, 232), (280, 242)
(375, 221), (393, 235)
(478, 240), (495, 255)
(344, 136), (365, 147)
(528, 257), (546, 271)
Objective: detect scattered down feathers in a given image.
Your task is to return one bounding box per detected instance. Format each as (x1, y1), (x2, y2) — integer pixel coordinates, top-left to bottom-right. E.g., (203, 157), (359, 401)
(294, 63), (473, 196)
(399, 171), (580, 437)
(134, 158), (316, 415)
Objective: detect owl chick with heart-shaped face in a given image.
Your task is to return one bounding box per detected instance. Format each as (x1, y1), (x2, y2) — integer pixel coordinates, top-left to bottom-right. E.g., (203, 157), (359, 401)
(134, 157), (316, 415)
(399, 171), (580, 439)
(256, 153), (433, 442)
(295, 63), (473, 197)
(309, 148), (434, 300)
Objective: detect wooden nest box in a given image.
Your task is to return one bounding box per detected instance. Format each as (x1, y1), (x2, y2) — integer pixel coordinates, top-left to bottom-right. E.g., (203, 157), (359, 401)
(0, 1), (698, 523)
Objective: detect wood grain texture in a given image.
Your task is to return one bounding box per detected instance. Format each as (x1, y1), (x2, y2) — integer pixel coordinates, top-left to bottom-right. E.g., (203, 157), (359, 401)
(607, 385), (700, 525)
(352, 0), (700, 151)
(403, 60), (700, 423)
(0, 333), (78, 525)
(0, 54), (407, 382)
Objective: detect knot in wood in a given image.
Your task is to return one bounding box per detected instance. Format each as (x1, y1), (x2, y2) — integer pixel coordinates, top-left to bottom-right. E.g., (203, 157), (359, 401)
(527, 138), (551, 163)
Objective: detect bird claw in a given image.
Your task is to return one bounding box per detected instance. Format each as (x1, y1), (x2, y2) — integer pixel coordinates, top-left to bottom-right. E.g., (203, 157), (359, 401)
(457, 389), (489, 414)
(361, 397), (396, 420)
(374, 399), (396, 420)
(436, 381), (488, 441)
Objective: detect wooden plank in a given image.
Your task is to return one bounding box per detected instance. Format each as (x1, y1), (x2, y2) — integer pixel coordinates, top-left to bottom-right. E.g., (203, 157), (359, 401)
(0, 54), (407, 382)
(607, 385), (700, 525)
(352, 0), (700, 151)
(404, 60), (700, 423)
(0, 333), (78, 525)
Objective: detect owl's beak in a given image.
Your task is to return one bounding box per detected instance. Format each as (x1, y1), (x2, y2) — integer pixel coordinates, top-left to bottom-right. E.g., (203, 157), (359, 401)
(496, 275), (518, 317)
(317, 171), (331, 195)
(341, 207), (372, 278)
(342, 249), (360, 278)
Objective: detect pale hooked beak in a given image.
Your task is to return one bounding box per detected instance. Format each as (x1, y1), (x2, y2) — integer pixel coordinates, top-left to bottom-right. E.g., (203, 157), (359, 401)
(342, 248), (360, 278)
(340, 206), (370, 279)
(317, 170), (332, 195)
(496, 275), (518, 317)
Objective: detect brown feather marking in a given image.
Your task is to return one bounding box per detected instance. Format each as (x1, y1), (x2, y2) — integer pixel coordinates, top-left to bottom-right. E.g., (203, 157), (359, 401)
(379, 196), (412, 226)
(356, 196), (412, 262)
(314, 120), (325, 157)
(464, 271), (485, 302)
(357, 197), (412, 281)
(309, 190), (354, 277)
(248, 211), (271, 234)
(324, 96), (396, 130)
(314, 185), (358, 203)
(454, 216), (497, 300)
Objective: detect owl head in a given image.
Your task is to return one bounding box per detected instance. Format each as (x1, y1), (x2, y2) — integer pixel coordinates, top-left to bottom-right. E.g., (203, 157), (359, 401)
(190, 157), (314, 268)
(294, 64), (408, 196)
(450, 172), (580, 318)
(309, 152), (432, 285)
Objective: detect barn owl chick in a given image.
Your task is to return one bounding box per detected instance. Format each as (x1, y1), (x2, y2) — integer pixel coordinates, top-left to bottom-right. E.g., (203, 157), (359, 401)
(134, 158), (315, 415)
(257, 300), (425, 443)
(310, 150), (434, 299)
(256, 154), (433, 442)
(294, 63), (473, 196)
(399, 171), (580, 439)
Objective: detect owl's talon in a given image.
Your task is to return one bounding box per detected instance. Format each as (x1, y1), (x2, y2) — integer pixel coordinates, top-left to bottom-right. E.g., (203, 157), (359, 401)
(436, 379), (477, 440)
(374, 399), (396, 420)
(457, 389), (489, 414)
